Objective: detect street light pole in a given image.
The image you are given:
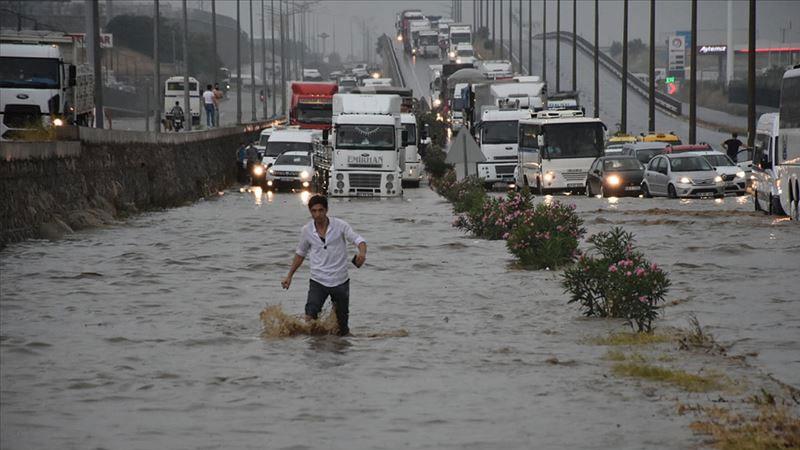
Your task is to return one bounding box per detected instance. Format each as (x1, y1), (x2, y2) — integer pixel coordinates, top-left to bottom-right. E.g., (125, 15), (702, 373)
(182, 0), (191, 131)
(153, 0), (160, 132)
(621, 0), (628, 134)
(518, 0), (522, 73)
(648, 0), (655, 133)
(593, 0), (599, 118)
(250, 0), (256, 122)
(527, 0), (532, 75)
(236, 0), (242, 124)
(212, 0), (217, 86)
(280, 0), (286, 116)
(492, 0), (495, 52)
(747, 0), (756, 148)
(556, 0), (560, 92)
(261, 0), (267, 119)
(89, 0), (103, 128)
(499, 0), (503, 59)
(509, 0), (513, 71)
(571, 0), (576, 91)
(271, 0), (276, 118)
(690, 0), (697, 144)
(542, 0), (546, 82)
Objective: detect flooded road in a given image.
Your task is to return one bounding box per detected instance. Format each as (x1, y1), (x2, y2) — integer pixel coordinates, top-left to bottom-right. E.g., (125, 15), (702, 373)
(2, 185), (798, 449)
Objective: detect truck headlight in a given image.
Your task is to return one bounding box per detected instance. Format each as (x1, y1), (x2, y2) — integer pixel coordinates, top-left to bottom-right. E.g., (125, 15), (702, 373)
(52, 118), (64, 127)
(679, 177), (692, 184)
(387, 174), (395, 181)
(449, 51), (456, 58)
(606, 175), (620, 186)
(543, 171), (555, 182)
(336, 173), (344, 181)
(300, 170), (310, 180)
(736, 171), (745, 179)
(433, 98), (442, 107)
(397, 35), (403, 42)
(336, 181), (345, 189)
(253, 165), (264, 176)
(386, 182), (393, 190)
(714, 175), (723, 183)
(456, 58), (462, 64)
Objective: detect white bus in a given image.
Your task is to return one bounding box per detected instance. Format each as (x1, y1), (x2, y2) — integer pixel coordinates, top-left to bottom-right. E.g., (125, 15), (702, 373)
(164, 76), (201, 126)
(515, 110), (606, 194)
(778, 66), (800, 219)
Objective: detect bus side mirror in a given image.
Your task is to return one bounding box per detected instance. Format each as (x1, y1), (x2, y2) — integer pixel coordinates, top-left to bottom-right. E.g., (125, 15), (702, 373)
(68, 65), (77, 87)
(322, 129), (329, 146)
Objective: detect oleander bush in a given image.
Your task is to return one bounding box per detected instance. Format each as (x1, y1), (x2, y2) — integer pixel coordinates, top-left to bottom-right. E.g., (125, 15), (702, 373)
(453, 190), (536, 240)
(562, 227), (671, 333)
(506, 200), (586, 269)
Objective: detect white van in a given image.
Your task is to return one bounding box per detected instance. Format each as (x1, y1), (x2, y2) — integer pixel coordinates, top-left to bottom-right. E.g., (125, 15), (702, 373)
(752, 113), (785, 214)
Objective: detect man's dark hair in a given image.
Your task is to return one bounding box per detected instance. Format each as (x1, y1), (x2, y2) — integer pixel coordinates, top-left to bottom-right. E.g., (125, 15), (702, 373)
(207, 84), (213, 90)
(732, 132), (738, 138)
(308, 194), (328, 210)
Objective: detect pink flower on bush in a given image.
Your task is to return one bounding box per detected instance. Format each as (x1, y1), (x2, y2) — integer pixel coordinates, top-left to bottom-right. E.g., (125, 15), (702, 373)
(638, 296), (648, 303)
(635, 268), (645, 277)
(502, 232), (509, 240)
(609, 265), (618, 273)
(626, 271), (632, 277)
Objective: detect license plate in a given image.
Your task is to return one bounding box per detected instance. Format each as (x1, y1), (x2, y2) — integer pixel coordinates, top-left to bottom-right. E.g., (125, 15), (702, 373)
(356, 192), (374, 197)
(567, 183), (583, 187)
(624, 186), (640, 191)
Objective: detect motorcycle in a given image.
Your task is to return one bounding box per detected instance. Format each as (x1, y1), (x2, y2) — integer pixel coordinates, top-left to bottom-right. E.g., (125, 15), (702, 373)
(171, 116), (184, 132)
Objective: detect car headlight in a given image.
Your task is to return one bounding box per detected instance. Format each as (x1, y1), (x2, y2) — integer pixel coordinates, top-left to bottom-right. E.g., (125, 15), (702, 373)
(433, 98), (442, 107)
(397, 35), (403, 42)
(456, 58), (462, 64)
(52, 118), (64, 126)
(412, 48), (417, 54)
(679, 177), (692, 184)
(736, 171), (745, 179)
(253, 165), (264, 176)
(300, 170), (310, 180)
(606, 175), (620, 186)
(543, 172), (555, 182)
(714, 175), (723, 183)
(449, 51), (456, 58)
(268, 168), (274, 174)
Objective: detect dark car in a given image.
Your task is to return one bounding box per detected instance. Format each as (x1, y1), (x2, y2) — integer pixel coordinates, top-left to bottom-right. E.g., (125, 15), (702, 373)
(620, 142), (668, 165)
(586, 156), (646, 197)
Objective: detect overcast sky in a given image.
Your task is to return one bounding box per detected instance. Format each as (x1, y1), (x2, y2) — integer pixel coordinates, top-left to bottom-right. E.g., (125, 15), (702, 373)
(163, 0), (799, 57)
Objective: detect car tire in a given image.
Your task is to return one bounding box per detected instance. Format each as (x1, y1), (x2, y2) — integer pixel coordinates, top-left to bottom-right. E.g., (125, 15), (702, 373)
(771, 194), (786, 216)
(641, 182), (652, 198)
(667, 184), (678, 199)
(600, 185), (608, 198)
(585, 182), (592, 197)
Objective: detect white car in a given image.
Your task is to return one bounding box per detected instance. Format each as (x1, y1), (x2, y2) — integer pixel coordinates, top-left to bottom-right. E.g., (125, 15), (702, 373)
(641, 154), (724, 198)
(691, 150), (747, 196)
(265, 151), (317, 191)
(452, 43), (477, 65)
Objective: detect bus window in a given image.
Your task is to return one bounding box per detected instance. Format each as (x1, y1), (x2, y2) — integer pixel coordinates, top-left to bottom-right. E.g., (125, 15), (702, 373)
(519, 125), (539, 151)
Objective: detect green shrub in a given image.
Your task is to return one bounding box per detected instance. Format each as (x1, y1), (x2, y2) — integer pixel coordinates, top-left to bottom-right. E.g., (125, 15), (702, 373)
(454, 190), (535, 240)
(506, 200), (585, 269)
(422, 144), (451, 180)
(562, 227), (671, 333)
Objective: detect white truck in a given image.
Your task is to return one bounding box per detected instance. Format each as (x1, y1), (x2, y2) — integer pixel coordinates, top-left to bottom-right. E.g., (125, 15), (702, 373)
(409, 19), (432, 55)
(164, 76), (201, 126)
(477, 60), (514, 79)
(452, 43), (477, 65)
(401, 113), (422, 187)
(0, 42), (92, 140)
(475, 107), (532, 186)
(416, 30), (440, 58)
(489, 82), (547, 111)
(329, 94), (404, 197)
(448, 25), (472, 59)
(515, 110), (606, 194)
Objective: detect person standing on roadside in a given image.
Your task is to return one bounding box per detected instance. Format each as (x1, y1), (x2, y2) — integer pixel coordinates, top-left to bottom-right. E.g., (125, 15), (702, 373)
(723, 132), (743, 162)
(213, 83), (224, 126)
(202, 84), (215, 128)
(281, 195), (367, 336)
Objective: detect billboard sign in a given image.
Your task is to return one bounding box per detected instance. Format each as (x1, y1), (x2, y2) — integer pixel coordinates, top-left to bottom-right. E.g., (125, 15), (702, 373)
(668, 35), (686, 71)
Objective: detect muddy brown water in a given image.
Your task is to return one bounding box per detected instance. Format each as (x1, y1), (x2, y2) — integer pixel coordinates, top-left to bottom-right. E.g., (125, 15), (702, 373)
(1, 185), (798, 449)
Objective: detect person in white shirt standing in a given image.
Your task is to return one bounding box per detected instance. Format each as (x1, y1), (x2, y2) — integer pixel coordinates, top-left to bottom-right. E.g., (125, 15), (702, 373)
(282, 195), (367, 336)
(202, 84), (215, 128)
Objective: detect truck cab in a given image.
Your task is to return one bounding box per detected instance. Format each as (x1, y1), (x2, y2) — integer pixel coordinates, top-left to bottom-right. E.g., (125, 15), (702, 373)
(302, 69), (324, 82)
(476, 107), (533, 186)
(164, 76), (201, 126)
(401, 113), (422, 187)
(329, 94), (405, 197)
(416, 30), (440, 58)
(448, 25), (472, 59)
(290, 82), (338, 130)
(752, 112), (784, 214)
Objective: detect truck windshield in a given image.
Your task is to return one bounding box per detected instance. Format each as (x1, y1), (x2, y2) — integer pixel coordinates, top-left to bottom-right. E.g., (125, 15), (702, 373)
(336, 125), (395, 151)
(542, 123), (604, 159)
(403, 123), (417, 146)
(166, 81), (198, 91)
(266, 141), (312, 157)
(275, 154), (311, 166)
(450, 32), (470, 44)
(296, 102), (332, 124)
(1, 57), (59, 89)
(458, 49), (474, 56)
(419, 35), (438, 46)
(481, 121), (518, 144)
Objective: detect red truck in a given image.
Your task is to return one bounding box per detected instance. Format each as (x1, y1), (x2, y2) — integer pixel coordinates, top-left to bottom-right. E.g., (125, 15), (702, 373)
(289, 82), (338, 130)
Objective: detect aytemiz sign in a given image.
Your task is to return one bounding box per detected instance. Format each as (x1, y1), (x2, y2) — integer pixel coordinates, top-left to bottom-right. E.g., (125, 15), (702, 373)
(698, 45), (727, 55)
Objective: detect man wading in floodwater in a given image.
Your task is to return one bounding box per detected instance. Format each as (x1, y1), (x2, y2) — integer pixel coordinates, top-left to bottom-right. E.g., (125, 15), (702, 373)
(281, 195), (367, 336)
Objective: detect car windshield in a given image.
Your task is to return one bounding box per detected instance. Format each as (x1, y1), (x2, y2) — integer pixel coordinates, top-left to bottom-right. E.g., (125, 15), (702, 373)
(336, 125), (395, 150)
(703, 154), (735, 167)
(0, 57), (60, 89)
(266, 141), (312, 157)
(604, 159), (643, 171)
(258, 135), (270, 146)
(275, 154), (310, 166)
(670, 156), (714, 172)
(541, 123), (605, 158)
(482, 121), (518, 144)
(296, 102), (332, 124)
(634, 148), (664, 164)
(403, 123), (417, 146)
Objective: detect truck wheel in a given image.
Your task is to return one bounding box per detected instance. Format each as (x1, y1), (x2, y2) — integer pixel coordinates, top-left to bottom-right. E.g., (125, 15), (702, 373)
(771, 194), (786, 216)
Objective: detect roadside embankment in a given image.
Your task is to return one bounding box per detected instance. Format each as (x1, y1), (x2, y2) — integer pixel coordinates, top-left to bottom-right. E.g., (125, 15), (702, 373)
(1, 125), (265, 246)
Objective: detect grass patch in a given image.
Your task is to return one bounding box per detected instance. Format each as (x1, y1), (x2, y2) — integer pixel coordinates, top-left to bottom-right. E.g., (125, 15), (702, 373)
(612, 362), (723, 392)
(603, 350), (646, 362)
(590, 331), (674, 346)
(688, 405), (800, 450)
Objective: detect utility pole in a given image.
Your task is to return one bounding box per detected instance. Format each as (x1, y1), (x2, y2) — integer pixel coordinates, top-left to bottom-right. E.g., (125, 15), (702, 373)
(518, 0), (522, 73)
(291, 0), (297, 80)
(571, 0), (576, 91)
(212, 0), (217, 86)
(527, 0), (532, 75)
(182, 0), (191, 131)
(271, 0), (276, 118)
(621, 0), (628, 134)
(492, 0), (495, 53)
(236, 0), (242, 124)
(499, 0), (503, 59)
(509, 0), (513, 71)
(747, 0), (756, 148)
(153, 0), (160, 132)
(300, 4), (305, 81)
(261, 0), (267, 119)
(542, 0), (546, 82)
(594, 0), (598, 118)
(280, 0), (286, 116)
(88, 0), (103, 128)
(250, 0), (256, 122)
(556, 0), (560, 92)
(726, 0), (734, 86)
(648, 0), (655, 132)
(689, 0), (697, 144)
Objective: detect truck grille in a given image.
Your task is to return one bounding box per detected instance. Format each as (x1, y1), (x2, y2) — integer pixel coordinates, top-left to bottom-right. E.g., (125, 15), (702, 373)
(349, 173), (381, 188)
(3, 105), (41, 128)
(562, 171), (586, 181)
(495, 165), (516, 175)
(721, 174), (735, 181)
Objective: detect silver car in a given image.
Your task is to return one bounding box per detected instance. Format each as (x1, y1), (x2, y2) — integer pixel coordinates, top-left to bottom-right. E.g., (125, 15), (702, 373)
(641, 154), (724, 198)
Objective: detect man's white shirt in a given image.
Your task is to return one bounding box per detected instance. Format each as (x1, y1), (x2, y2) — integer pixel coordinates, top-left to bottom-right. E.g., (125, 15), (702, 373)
(296, 217), (365, 287)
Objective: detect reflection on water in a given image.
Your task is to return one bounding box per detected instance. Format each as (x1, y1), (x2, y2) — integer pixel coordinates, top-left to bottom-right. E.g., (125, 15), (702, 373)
(252, 186), (263, 205)
(300, 190), (311, 205)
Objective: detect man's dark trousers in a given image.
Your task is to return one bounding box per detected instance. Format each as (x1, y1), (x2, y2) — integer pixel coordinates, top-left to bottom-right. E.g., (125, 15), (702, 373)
(306, 279), (350, 336)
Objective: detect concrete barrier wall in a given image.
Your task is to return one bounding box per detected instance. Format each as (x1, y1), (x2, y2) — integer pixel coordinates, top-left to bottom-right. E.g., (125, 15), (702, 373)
(0, 126), (265, 246)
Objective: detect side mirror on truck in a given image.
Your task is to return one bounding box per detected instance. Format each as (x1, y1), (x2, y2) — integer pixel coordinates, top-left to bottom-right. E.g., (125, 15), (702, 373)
(401, 130), (409, 147)
(420, 123), (429, 140)
(68, 65), (77, 87)
(322, 129), (329, 146)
